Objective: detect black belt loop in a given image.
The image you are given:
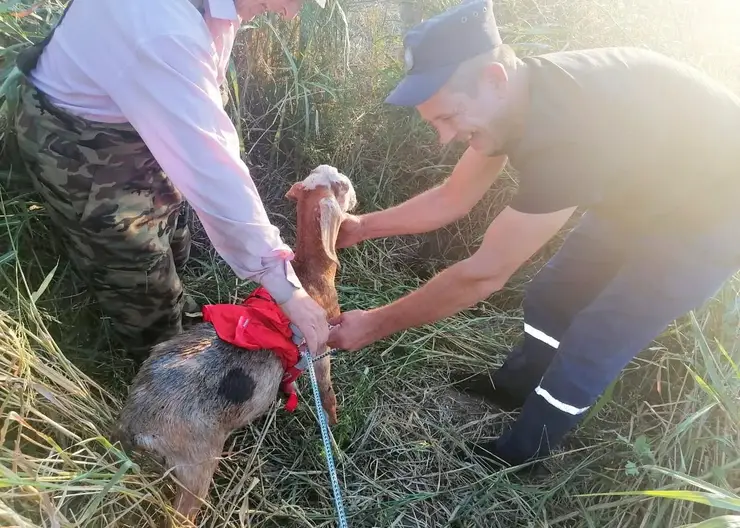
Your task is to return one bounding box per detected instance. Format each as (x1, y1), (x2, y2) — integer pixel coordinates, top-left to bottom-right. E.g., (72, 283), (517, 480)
(16, 0), (75, 76)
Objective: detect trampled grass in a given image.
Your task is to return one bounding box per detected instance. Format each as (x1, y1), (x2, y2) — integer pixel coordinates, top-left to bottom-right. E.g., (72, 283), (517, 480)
(2, 0), (740, 527)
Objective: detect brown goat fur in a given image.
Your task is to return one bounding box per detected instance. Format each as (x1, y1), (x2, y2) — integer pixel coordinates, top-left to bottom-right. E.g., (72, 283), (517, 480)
(110, 165), (357, 526)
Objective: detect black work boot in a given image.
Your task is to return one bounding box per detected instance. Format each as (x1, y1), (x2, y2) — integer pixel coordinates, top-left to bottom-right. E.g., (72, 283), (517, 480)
(459, 438), (551, 478)
(451, 369), (532, 412)
(453, 344), (556, 411)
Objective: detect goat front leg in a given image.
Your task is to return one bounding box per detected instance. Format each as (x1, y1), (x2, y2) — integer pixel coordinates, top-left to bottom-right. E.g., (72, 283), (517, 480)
(313, 353), (338, 425)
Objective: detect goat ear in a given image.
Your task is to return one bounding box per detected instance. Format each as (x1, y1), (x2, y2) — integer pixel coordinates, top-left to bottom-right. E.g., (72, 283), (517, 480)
(318, 196), (342, 267)
(330, 177), (358, 213)
(285, 182), (304, 202)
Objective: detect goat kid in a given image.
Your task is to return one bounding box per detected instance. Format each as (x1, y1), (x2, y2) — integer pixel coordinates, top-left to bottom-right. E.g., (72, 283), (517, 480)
(110, 165), (357, 526)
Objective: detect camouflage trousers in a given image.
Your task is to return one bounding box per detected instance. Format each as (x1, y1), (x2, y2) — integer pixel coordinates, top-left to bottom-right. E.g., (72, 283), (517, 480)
(12, 77), (191, 356)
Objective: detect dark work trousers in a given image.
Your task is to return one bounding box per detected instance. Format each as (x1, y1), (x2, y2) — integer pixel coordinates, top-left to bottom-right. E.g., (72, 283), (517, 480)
(490, 209), (740, 465)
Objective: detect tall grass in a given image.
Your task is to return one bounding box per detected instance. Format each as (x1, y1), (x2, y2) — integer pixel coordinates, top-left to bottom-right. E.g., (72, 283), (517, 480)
(2, 0), (740, 526)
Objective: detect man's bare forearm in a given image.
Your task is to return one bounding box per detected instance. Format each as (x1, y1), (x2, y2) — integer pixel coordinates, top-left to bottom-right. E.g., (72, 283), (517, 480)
(360, 185), (460, 240)
(359, 149), (507, 241)
(369, 258), (504, 341)
(342, 206), (576, 350)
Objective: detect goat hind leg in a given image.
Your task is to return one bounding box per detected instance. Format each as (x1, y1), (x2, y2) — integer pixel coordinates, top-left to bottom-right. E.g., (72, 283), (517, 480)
(167, 453), (220, 527)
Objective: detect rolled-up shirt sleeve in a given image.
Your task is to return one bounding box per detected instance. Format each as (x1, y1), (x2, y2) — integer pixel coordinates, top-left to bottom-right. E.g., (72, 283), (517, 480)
(105, 32), (302, 303)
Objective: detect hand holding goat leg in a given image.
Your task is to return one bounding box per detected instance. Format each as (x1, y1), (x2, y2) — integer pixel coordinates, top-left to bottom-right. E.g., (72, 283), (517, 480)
(110, 165), (357, 527)
(280, 288), (330, 355)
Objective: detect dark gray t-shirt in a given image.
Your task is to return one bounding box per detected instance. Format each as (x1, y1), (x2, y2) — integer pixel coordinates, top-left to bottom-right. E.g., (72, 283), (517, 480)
(506, 47), (740, 230)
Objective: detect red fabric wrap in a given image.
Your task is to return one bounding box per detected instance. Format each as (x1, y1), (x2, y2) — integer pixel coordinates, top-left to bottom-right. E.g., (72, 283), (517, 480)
(201, 286), (303, 411)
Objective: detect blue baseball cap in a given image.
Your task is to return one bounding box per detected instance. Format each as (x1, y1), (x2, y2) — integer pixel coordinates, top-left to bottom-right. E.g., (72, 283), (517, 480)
(385, 0), (503, 107)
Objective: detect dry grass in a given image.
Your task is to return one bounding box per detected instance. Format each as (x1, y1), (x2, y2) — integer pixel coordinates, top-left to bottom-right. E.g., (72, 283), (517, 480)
(2, 0), (740, 527)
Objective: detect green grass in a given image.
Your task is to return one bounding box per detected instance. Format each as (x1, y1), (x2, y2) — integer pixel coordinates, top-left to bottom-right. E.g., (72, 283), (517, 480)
(2, 0), (740, 526)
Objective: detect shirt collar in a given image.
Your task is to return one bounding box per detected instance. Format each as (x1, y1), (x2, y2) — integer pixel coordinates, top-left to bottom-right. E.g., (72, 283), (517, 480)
(204, 0), (239, 21)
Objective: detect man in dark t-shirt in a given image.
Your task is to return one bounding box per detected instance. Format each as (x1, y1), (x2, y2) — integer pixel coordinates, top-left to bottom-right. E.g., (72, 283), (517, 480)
(327, 0), (740, 470)
(507, 47), (740, 228)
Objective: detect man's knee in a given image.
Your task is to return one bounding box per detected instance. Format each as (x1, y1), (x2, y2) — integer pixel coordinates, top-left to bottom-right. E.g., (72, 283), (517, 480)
(523, 253), (599, 331)
(521, 254), (590, 352)
(524, 212), (627, 325)
(510, 272), (565, 372)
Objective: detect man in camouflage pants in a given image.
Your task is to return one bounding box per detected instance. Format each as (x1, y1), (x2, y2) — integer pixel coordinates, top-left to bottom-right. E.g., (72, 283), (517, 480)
(13, 83), (192, 354)
(10, 0), (331, 360)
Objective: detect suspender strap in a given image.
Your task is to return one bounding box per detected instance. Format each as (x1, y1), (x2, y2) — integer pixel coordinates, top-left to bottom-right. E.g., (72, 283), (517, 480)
(16, 0), (76, 76)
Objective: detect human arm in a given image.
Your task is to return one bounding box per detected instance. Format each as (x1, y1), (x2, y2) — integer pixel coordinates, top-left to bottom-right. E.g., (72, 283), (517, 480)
(338, 147), (507, 248)
(328, 205), (576, 350)
(106, 33), (328, 351)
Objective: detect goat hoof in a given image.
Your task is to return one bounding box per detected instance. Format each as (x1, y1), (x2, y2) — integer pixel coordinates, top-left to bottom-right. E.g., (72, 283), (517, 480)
(324, 408), (338, 426)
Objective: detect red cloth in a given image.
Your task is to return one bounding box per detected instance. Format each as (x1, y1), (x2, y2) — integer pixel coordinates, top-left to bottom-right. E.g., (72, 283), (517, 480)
(201, 286), (303, 411)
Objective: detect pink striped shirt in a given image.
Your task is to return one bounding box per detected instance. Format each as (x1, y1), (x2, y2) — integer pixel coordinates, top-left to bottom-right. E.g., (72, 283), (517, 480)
(29, 0), (302, 303)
